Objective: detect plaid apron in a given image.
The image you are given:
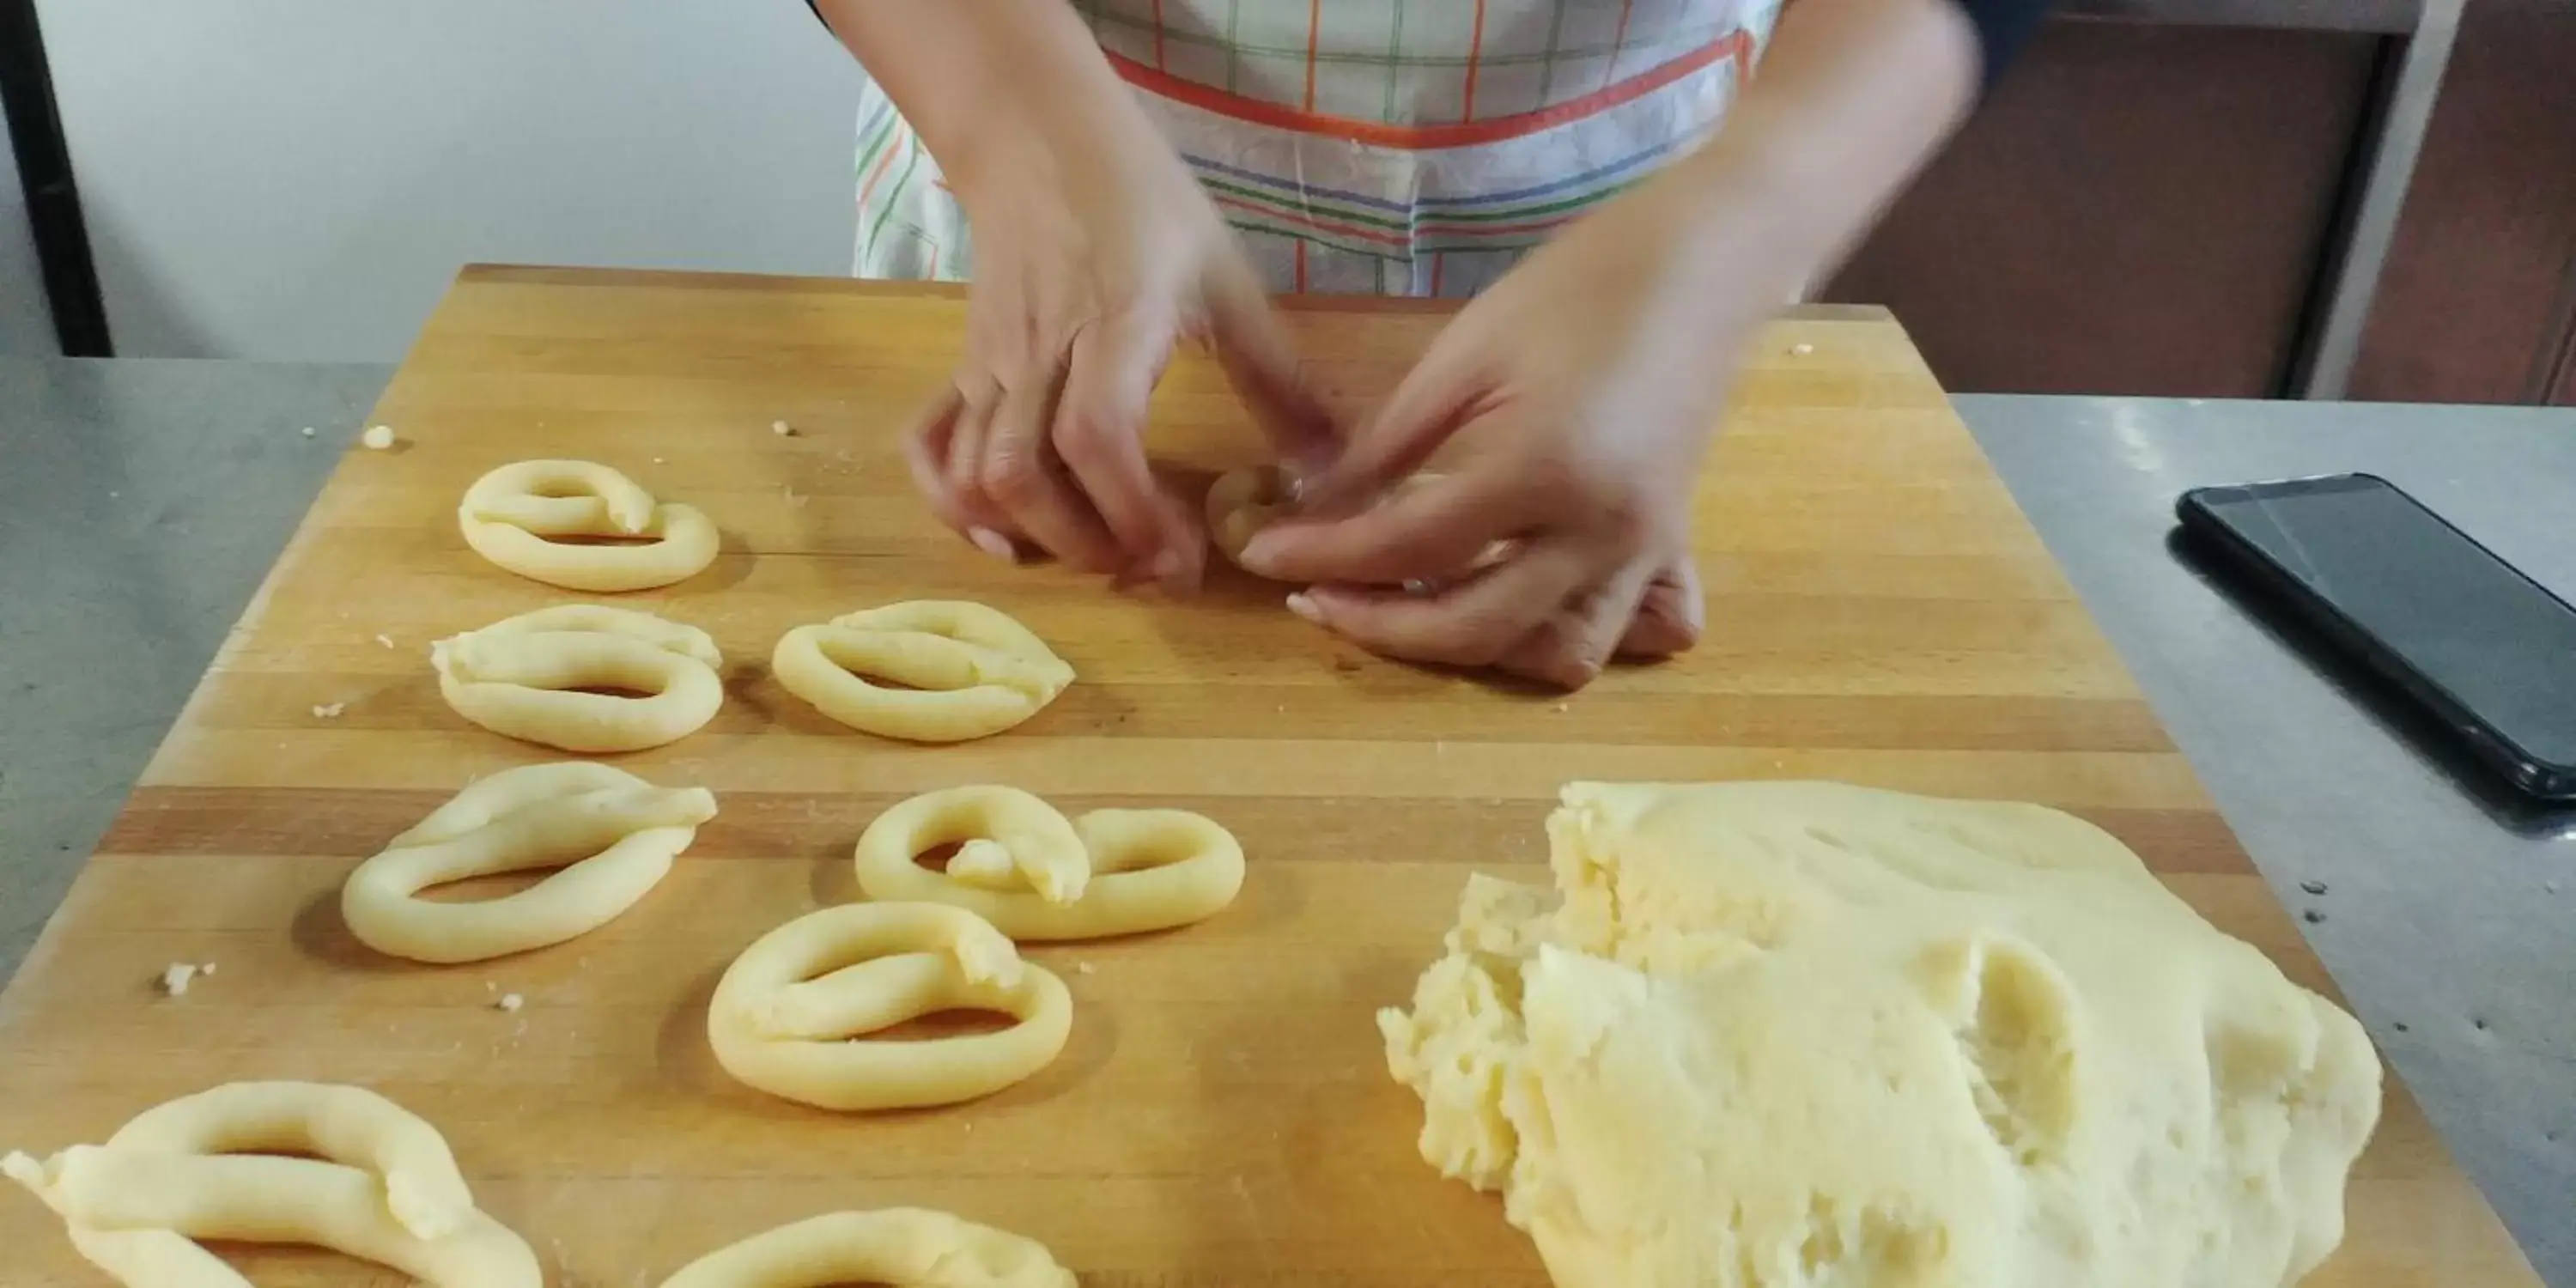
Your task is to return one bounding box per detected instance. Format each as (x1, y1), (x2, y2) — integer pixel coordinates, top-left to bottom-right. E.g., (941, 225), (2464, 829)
(854, 0), (1782, 297)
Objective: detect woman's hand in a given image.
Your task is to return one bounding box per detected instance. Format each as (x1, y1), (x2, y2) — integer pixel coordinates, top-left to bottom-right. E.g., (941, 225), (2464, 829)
(1236, 175), (1783, 689)
(819, 0), (1330, 590)
(902, 106), (1329, 590)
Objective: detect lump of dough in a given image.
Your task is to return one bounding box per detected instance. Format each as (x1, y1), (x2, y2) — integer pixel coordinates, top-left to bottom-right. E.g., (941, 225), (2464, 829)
(1377, 781), (2383, 1288)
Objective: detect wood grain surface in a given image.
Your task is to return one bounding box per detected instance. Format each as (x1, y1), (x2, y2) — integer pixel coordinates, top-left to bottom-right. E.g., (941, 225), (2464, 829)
(0, 268), (2537, 1286)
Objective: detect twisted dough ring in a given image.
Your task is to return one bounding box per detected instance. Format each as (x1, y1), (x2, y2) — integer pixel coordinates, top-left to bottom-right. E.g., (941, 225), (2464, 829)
(1205, 466), (1514, 587)
(772, 601), (1073, 743)
(343, 762), (716, 963)
(433, 604), (725, 752)
(1, 1081), (539, 1288)
(459, 459), (719, 592)
(659, 1209), (1074, 1288)
(856, 786), (1246, 941)
(709, 902), (1071, 1111)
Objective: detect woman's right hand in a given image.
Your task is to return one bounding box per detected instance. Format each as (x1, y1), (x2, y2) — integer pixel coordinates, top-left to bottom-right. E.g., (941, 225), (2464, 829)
(902, 98), (1331, 591)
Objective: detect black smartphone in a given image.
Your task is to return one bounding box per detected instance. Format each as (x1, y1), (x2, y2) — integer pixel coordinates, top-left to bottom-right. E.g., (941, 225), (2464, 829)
(2175, 472), (2576, 802)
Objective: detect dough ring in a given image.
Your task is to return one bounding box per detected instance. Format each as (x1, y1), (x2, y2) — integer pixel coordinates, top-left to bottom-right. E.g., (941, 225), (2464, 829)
(855, 785), (1246, 941)
(2, 1080), (540, 1288)
(771, 601), (1072, 744)
(459, 459), (720, 592)
(1206, 466), (1514, 585)
(659, 1208), (1075, 1288)
(343, 762), (717, 963)
(433, 604), (725, 752)
(708, 902), (1072, 1111)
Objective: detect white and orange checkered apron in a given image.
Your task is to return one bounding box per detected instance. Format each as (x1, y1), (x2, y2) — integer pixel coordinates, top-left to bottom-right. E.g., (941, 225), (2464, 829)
(853, 0), (1783, 297)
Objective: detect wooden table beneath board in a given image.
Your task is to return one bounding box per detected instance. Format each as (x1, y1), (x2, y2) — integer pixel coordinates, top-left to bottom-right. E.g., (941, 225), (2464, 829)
(0, 268), (2539, 1286)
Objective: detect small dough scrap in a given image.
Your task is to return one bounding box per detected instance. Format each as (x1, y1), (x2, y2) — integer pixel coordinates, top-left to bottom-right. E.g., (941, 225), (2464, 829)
(459, 459), (720, 592)
(855, 786), (1244, 941)
(708, 902), (1072, 1111)
(771, 601), (1072, 744)
(659, 1208), (1075, 1288)
(1376, 781), (2385, 1288)
(2, 1080), (539, 1288)
(432, 604), (724, 752)
(343, 762), (715, 963)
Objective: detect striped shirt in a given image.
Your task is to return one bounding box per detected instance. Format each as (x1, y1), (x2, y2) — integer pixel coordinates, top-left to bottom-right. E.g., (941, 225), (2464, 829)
(853, 0), (1783, 297)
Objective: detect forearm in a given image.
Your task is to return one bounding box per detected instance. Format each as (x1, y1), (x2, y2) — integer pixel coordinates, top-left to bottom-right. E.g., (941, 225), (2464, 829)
(810, 0), (1156, 207)
(1659, 0), (1983, 299)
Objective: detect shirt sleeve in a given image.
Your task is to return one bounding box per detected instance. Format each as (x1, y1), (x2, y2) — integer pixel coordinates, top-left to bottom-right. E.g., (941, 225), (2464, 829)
(1950, 0), (2057, 89)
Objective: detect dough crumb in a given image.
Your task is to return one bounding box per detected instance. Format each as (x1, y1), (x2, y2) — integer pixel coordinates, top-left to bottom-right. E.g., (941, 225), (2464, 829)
(1790, 342), (1815, 355)
(300, 425), (318, 438)
(772, 419), (795, 436)
(197, 961), (217, 976)
(375, 634), (395, 648)
(496, 993), (525, 1012)
(1076, 962), (1097, 975)
(158, 963), (200, 996)
(361, 424), (397, 449)
(312, 702), (346, 720)
(784, 487), (806, 507)
(653, 457), (666, 465)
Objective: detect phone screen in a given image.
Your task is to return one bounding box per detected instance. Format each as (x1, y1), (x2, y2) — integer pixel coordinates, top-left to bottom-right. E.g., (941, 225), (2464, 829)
(2188, 475), (2576, 775)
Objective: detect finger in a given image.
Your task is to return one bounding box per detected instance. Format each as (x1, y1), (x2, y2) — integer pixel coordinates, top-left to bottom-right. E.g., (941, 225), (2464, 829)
(1618, 554), (1706, 659)
(1498, 557), (1656, 690)
(945, 378), (1022, 560)
(1294, 336), (1485, 513)
(981, 355), (1123, 572)
(1205, 260), (1340, 474)
(1289, 540), (1589, 671)
(907, 384), (1018, 561)
(1239, 465), (1526, 586)
(1059, 313), (1200, 586)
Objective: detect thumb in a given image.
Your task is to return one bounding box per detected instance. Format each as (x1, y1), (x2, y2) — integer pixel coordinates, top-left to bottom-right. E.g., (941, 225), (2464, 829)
(1205, 263), (1340, 476)
(1295, 334), (1481, 516)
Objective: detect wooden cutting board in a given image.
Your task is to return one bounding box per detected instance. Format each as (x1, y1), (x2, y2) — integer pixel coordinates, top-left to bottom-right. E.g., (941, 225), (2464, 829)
(0, 267), (2537, 1286)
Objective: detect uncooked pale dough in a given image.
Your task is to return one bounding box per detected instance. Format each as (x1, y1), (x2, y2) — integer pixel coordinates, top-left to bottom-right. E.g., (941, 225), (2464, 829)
(855, 785), (1245, 940)
(343, 762), (715, 963)
(1377, 781), (2383, 1288)
(659, 1208), (1075, 1288)
(432, 604), (724, 752)
(771, 601), (1072, 743)
(3, 1080), (539, 1288)
(1205, 466), (1512, 582)
(459, 459), (720, 592)
(708, 902), (1072, 1111)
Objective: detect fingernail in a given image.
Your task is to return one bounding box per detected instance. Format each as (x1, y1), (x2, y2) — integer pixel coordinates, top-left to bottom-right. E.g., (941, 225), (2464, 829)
(967, 527), (1017, 561)
(1238, 532), (1281, 573)
(1284, 592), (1322, 624)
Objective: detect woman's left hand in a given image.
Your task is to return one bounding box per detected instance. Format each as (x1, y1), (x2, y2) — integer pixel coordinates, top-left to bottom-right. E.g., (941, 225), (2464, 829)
(1236, 174), (1791, 690)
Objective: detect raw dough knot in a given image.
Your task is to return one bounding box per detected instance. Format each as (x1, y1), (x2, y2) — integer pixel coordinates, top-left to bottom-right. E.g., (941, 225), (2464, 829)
(459, 459), (720, 592)
(1204, 464), (1299, 566)
(770, 601), (1072, 743)
(2, 1081), (539, 1288)
(658, 1208), (1075, 1288)
(708, 902), (1072, 1111)
(855, 786), (1245, 941)
(343, 762), (716, 963)
(432, 604), (725, 752)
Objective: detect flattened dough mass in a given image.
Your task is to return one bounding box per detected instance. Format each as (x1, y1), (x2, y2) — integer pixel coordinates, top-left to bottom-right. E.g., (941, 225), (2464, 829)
(1378, 781), (2383, 1288)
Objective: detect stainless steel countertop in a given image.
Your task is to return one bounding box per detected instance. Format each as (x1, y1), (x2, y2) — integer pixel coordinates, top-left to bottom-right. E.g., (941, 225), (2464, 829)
(0, 361), (2566, 1282)
(1959, 393), (2575, 1285)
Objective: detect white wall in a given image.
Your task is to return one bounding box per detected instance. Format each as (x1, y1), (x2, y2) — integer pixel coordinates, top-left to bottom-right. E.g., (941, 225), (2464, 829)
(1, 95), (62, 356)
(36, 0), (863, 361)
